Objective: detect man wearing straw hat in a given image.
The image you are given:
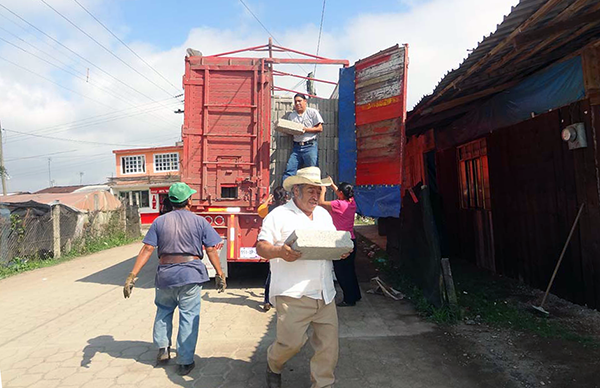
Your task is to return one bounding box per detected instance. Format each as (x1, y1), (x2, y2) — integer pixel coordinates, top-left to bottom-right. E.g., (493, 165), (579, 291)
(123, 182), (226, 376)
(257, 166), (340, 388)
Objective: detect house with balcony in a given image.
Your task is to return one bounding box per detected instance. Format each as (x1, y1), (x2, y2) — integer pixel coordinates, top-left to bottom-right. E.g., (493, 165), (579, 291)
(108, 142), (182, 224)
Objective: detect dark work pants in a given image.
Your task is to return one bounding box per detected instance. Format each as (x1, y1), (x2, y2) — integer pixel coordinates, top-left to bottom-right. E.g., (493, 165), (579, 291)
(264, 270), (271, 304)
(333, 240), (361, 304)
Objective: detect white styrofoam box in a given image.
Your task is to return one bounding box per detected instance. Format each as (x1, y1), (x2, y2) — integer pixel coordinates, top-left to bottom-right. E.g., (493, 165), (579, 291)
(275, 118), (305, 136)
(284, 229), (354, 261)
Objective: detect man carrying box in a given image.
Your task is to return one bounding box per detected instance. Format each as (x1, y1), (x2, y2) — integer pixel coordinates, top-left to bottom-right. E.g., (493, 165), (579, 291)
(257, 166), (348, 388)
(281, 93), (324, 182)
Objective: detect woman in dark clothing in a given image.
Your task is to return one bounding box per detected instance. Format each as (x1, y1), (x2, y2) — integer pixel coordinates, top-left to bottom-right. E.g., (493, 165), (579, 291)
(319, 181), (361, 306)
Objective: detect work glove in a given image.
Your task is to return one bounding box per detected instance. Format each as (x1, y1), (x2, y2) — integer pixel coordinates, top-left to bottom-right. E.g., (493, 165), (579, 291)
(123, 272), (137, 298)
(215, 274), (227, 293)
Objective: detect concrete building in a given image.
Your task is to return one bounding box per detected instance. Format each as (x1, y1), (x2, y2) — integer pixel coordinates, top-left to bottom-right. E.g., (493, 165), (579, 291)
(109, 143), (182, 225)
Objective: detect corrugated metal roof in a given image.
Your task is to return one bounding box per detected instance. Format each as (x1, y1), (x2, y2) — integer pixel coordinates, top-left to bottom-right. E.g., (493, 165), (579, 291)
(34, 185), (86, 194)
(408, 0), (600, 133)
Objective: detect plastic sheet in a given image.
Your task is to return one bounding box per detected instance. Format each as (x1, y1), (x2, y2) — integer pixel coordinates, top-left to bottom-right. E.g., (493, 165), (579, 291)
(337, 66), (357, 185)
(437, 56), (585, 149)
(354, 185), (401, 218)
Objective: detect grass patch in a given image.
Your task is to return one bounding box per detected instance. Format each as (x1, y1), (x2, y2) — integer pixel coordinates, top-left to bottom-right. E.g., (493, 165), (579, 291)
(354, 215), (375, 226)
(365, 237), (597, 344)
(363, 237), (461, 325)
(0, 217), (140, 280)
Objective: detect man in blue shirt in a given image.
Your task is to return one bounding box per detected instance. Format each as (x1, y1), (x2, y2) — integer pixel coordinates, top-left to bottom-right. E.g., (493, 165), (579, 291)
(123, 182), (226, 376)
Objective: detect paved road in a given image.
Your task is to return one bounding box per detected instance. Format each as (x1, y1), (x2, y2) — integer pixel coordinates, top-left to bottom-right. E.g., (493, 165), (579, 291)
(0, 243), (515, 388)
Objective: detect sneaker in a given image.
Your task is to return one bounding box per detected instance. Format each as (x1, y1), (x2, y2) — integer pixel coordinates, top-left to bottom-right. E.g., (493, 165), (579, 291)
(177, 361), (195, 376)
(156, 347), (170, 364)
(266, 365), (282, 388)
(262, 303), (272, 312)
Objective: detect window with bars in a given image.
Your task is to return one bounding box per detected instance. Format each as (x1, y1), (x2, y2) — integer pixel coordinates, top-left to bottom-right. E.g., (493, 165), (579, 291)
(121, 155), (146, 174)
(154, 153), (179, 172)
(458, 138), (491, 210)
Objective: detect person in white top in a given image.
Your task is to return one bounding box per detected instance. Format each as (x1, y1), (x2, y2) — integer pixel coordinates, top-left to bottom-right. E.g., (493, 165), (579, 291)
(281, 93), (324, 183)
(257, 167), (343, 388)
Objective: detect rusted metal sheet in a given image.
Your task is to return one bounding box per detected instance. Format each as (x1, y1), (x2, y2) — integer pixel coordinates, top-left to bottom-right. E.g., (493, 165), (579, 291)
(355, 45), (408, 186)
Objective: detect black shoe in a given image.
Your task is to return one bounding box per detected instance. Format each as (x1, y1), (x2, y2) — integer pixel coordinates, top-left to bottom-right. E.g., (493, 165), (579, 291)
(266, 365), (282, 388)
(156, 347), (170, 364)
(337, 301), (356, 307)
(177, 361), (195, 376)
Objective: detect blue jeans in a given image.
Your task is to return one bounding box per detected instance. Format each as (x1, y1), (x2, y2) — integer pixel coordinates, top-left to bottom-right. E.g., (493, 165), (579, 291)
(282, 141), (319, 182)
(153, 284), (202, 365)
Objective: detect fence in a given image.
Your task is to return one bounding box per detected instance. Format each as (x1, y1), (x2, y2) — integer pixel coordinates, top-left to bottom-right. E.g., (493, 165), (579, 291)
(0, 201), (140, 267)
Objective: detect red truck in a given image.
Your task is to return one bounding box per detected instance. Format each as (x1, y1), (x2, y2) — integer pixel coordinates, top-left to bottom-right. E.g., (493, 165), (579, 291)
(180, 42), (408, 273)
(180, 43), (348, 270)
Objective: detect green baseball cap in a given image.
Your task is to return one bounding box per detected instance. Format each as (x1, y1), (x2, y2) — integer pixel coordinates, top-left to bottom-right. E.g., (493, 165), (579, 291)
(168, 182), (197, 203)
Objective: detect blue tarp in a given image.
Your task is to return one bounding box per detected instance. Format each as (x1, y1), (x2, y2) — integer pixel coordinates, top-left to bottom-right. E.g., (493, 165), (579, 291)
(438, 56), (585, 149)
(354, 185), (402, 218)
(338, 66), (356, 185)
(338, 66), (402, 218)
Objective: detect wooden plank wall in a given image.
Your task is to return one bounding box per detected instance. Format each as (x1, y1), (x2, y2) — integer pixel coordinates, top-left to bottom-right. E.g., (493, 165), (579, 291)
(486, 100), (597, 307)
(270, 96), (339, 190)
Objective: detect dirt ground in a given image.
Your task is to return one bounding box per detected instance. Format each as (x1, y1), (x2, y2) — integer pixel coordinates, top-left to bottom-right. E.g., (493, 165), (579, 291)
(354, 236), (600, 388)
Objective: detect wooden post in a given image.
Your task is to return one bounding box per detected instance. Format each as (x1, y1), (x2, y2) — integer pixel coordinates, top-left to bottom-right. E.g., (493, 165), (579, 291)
(52, 202), (61, 259)
(441, 258), (458, 306)
(0, 206), (9, 263)
(0, 120), (7, 196)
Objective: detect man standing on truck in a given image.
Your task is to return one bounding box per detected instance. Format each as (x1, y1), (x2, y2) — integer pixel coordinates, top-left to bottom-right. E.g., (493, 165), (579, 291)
(123, 182), (226, 376)
(281, 93), (324, 182)
(256, 166), (340, 388)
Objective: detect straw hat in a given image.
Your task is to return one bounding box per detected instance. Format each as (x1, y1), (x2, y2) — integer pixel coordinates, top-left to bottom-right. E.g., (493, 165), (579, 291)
(283, 167), (333, 191)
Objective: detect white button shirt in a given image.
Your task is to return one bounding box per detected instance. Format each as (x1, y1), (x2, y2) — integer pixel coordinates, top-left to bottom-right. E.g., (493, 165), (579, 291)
(257, 199), (337, 304)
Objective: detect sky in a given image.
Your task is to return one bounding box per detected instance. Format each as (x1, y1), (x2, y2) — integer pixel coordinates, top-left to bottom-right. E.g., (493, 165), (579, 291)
(0, 0), (519, 193)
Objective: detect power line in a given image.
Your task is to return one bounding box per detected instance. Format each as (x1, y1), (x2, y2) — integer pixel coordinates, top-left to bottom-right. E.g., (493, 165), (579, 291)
(5, 102), (181, 145)
(8, 98), (179, 143)
(0, 33), (180, 128)
(10, 154), (112, 178)
(0, 7), (159, 112)
(3, 128), (157, 147)
(40, 0), (175, 98)
(0, 3), (180, 122)
(5, 150), (77, 162)
(72, 0), (181, 94)
(238, 0), (308, 74)
(0, 52), (180, 133)
(0, 54), (116, 110)
(313, 0), (327, 76)
(5, 96), (182, 143)
(0, 11), (88, 75)
(0, 24), (86, 77)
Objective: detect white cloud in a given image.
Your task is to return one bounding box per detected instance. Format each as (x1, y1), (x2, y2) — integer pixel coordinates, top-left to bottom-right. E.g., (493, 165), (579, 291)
(0, 0), (518, 192)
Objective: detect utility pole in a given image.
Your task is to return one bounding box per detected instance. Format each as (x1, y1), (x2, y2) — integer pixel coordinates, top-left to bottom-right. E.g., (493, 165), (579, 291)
(48, 158), (52, 187)
(0, 120), (7, 196)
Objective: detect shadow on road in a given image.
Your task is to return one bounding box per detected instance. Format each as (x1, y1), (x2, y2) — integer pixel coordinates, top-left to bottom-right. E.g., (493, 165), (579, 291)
(202, 289), (267, 312)
(81, 325), (284, 388)
(76, 253), (158, 289)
